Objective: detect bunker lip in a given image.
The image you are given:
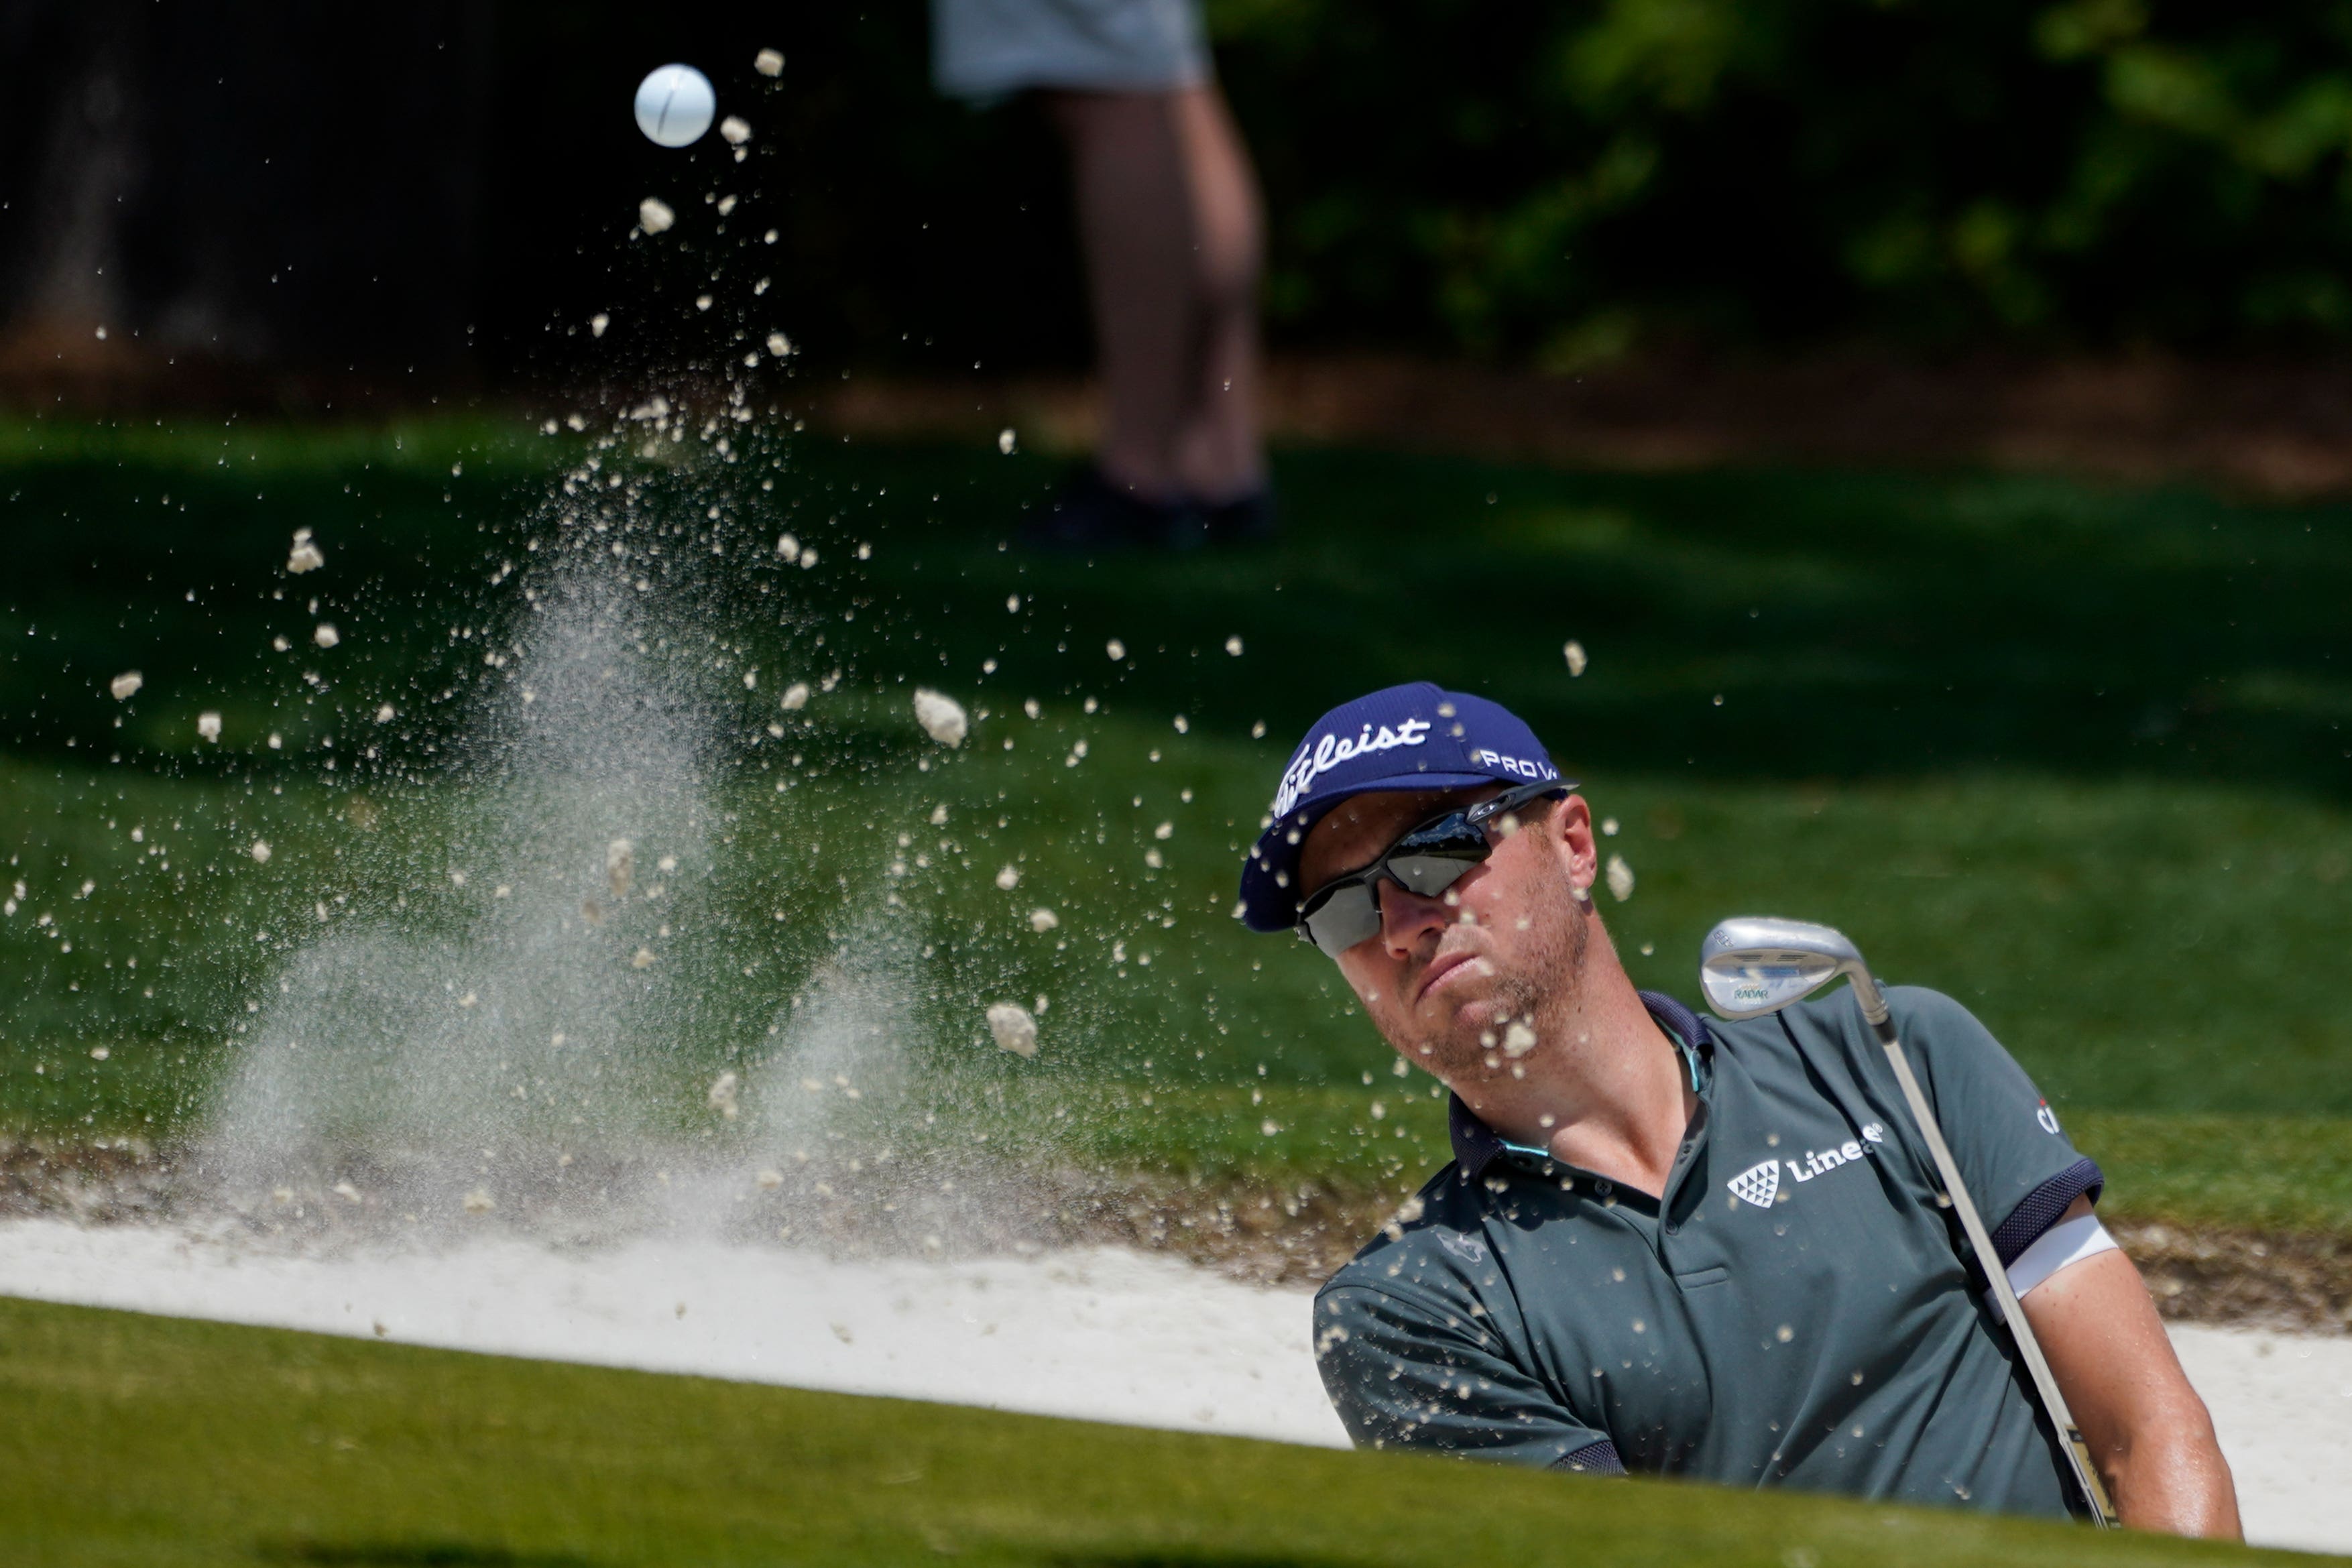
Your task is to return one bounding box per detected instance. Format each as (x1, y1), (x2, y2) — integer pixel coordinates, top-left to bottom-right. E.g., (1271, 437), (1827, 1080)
(0, 1212), (2341, 1556)
(1, 1136), (2346, 1333)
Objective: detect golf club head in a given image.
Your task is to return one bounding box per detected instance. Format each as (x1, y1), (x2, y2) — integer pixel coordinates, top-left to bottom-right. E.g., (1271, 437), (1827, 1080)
(1698, 916), (1876, 1022)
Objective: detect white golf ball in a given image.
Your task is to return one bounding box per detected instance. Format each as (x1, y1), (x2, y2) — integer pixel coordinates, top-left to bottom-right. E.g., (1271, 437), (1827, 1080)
(634, 64), (715, 148)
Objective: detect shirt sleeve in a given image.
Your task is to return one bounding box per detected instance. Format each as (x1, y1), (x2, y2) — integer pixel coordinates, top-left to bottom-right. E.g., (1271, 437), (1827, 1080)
(1312, 1280), (1619, 1471)
(1883, 986), (2105, 1266)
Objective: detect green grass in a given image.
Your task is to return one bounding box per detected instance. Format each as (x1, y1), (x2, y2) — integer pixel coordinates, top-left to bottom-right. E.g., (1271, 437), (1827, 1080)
(3, 412), (2351, 1234)
(0, 1294), (2310, 1568)
(1043, 1090), (2352, 1242)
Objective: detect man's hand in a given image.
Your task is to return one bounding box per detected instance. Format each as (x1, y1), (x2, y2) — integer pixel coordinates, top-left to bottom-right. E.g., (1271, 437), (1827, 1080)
(2021, 1197), (2241, 1537)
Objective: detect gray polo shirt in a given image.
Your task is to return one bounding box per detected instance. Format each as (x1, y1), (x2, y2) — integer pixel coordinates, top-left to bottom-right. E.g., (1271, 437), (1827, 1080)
(1312, 988), (2105, 1518)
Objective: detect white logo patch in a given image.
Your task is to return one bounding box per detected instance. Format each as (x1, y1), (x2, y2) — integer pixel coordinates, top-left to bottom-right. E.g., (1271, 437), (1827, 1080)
(1468, 748), (1559, 783)
(1437, 1232), (1488, 1265)
(1271, 719), (1433, 818)
(1784, 1125), (1885, 1186)
(2037, 1103), (2061, 1136)
(1727, 1158), (1781, 1208)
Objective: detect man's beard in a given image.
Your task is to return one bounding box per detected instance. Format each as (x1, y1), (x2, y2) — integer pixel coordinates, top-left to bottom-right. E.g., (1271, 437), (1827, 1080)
(1404, 892), (1590, 1081)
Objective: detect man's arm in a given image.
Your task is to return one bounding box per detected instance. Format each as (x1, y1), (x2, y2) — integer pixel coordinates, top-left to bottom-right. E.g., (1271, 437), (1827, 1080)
(2019, 1195), (2241, 1539)
(1314, 1282), (1620, 1471)
(1883, 992), (2237, 1532)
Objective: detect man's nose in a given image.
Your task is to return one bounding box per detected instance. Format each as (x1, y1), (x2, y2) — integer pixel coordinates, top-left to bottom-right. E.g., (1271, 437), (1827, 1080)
(1376, 876), (1454, 957)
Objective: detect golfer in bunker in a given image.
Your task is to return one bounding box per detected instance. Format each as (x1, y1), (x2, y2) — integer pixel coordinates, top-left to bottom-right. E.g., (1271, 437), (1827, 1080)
(1239, 684), (2239, 1535)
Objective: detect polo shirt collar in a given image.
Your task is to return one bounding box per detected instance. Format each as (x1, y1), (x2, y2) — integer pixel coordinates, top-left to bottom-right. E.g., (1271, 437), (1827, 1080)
(1448, 990), (1713, 1182)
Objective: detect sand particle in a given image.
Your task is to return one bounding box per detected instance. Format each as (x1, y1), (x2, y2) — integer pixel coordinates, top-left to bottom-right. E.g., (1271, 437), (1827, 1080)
(913, 688), (968, 747)
(287, 529), (325, 575)
(987, 1002), (1039, 1059)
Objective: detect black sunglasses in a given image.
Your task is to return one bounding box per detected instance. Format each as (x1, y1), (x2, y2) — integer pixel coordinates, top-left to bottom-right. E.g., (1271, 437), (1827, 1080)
(1294, 780), (1572, 956)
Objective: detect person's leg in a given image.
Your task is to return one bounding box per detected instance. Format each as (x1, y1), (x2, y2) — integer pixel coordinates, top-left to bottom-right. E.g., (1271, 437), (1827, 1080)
(1041, 89), (1192, 500)
(1168, 82), (1265, 503)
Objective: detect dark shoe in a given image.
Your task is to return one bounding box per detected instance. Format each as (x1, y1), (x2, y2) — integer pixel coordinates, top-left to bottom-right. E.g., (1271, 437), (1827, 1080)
(1199, 485), (1277, 546)
(1021, 467), (1208, 553)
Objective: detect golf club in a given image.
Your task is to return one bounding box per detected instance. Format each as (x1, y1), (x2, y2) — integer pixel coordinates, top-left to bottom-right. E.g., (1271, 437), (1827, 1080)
(1698, 916), (2117, 1528)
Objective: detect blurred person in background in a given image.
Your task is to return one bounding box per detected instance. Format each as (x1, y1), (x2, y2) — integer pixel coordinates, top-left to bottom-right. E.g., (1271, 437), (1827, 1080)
(933, 0), (1273, 549)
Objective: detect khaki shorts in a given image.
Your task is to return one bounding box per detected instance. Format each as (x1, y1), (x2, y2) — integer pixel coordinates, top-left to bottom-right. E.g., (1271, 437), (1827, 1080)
(932, 0), (1210, 102)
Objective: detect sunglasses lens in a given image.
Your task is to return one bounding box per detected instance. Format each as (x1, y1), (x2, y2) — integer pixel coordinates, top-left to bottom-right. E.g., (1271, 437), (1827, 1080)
(1297, 811), (1506, 955)
(1301, 851), (1485, 954)
(1387, 849), (1482, 898)
(1303, 884), (1383, 955)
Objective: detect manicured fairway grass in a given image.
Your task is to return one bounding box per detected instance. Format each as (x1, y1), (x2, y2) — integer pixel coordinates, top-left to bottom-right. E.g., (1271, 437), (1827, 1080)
(0, 1294), (2308, 1568)
(1, 414), (2349, 1236)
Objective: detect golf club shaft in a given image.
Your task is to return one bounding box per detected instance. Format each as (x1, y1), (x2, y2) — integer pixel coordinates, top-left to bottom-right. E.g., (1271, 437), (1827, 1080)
(1871, 1015), (2117, 1527)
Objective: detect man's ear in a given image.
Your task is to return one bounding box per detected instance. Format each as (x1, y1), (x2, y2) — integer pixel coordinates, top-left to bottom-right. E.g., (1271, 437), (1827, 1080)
(1553, 793), (1599, 901)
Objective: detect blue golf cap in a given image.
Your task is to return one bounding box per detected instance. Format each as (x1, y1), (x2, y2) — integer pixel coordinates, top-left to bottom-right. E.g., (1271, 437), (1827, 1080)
(1236, 683), (1573, 934)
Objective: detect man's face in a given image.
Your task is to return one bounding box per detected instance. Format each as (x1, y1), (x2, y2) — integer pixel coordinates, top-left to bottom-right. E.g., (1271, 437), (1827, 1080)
(1297, 786), (1601, 1081)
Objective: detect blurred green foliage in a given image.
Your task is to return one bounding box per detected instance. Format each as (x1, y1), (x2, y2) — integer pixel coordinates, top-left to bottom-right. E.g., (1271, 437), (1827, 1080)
(1201, 0), (2352, 356)
(18, 7), (2352, 385)
(428, 3), (2352, 379)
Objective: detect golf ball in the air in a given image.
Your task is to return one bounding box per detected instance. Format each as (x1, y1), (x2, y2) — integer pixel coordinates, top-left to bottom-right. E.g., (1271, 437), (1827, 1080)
(634, 65), (715, 147)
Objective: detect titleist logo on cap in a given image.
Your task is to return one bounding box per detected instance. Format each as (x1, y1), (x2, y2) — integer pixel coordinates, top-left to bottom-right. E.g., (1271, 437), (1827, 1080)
(1272, 719), (1432, 818)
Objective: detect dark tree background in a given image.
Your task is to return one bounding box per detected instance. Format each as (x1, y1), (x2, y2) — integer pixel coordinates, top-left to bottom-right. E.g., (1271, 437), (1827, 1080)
(7, 0), (2352, 400)
(1, 1), (495, 378)
(0, 1), (1082, 398)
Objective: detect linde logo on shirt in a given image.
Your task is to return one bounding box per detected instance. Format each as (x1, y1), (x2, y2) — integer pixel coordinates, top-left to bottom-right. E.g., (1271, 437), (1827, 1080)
(1727, 1123), (1889, 1207)
(1787, 1123), (1887, 1184)
(1271, 718), (1433, 817)
(1726, 1159), (1781, 1208)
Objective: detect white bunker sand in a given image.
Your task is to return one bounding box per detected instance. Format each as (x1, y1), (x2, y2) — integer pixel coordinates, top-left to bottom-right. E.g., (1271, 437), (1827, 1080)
(0, 1221), (1343, 1448)
(3, 1223), (2349, 1553)
(2168, 1327), (2352, 1556)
